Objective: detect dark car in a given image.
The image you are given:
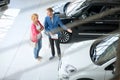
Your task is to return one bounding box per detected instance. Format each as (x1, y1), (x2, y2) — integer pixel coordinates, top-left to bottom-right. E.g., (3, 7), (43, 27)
(53, 0), (120, 43)
(0, 0), (10, 7)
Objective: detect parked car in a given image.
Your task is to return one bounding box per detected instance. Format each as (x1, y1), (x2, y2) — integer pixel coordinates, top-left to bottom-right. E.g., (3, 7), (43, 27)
(52, 0), (120, 43)
(0, 0), (10, 7)
(58, 34), (119, 80)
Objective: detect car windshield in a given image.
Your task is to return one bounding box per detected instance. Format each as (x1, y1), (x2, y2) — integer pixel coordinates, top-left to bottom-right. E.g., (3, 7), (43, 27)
(90, 35), (119, 65)
(66, 0), (86, 16)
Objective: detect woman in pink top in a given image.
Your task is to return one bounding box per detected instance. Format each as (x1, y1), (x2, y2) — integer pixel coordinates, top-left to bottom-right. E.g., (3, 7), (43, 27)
(31, 13), (44, 61)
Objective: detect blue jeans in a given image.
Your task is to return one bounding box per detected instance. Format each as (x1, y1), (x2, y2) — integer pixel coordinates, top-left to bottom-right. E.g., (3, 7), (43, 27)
(34, 38), (42, 59)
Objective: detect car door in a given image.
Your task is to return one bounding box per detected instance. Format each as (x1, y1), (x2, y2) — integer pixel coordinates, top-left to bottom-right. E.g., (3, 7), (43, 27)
(104, 62), (115, 80)
(76, 4), (106, 32)
(100, 5), (120, 29)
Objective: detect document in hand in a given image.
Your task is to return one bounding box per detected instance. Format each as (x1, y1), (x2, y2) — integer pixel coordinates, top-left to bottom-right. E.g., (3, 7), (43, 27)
(50, 34), (58, 39)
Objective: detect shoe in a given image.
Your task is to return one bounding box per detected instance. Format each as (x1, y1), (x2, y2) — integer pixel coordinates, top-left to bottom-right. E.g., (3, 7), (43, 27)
(37, 56), (42, 61)
(49, 56), (55, 60)
(38, 56), (42, 59)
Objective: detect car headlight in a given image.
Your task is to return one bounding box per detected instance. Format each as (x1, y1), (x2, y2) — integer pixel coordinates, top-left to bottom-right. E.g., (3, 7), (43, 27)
(61, 74), (69, 80)
(65, 65), (77, 74)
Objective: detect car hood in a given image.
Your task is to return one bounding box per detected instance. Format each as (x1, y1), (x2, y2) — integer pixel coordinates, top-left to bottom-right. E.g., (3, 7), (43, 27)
(61, 40), (96, 70)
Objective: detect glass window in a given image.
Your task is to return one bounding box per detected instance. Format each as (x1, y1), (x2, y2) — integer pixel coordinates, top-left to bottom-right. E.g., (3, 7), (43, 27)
(102, 6), (120, 19)
(87, 5), (104, 16)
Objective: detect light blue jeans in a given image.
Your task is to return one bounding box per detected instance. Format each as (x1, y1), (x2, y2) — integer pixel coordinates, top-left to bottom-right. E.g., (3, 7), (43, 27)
(34, 38), (42, 59)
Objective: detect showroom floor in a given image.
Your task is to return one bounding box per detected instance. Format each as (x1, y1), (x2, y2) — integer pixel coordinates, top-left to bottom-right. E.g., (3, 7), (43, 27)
(0, 0), (95, 80)
(0, 0), (73, 80)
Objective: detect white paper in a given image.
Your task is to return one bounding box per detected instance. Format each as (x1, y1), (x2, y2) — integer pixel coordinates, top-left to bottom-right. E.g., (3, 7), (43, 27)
(50, 34), (58, 39)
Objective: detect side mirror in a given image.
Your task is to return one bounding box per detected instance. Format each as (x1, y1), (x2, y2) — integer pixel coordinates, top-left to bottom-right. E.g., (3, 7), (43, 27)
(112, 68), (115, 74)
(105, 65), (114, 71)
(105, 62), (115, 74)
(112, 69), (115, 74)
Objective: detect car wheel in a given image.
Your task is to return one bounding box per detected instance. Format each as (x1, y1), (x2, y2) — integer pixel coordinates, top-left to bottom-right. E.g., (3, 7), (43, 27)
(77, 78), (93, 80)
(59, 31), (71, 43)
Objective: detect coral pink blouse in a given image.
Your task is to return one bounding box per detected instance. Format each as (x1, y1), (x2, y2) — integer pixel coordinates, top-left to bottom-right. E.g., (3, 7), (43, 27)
(30, 21), (44, 43)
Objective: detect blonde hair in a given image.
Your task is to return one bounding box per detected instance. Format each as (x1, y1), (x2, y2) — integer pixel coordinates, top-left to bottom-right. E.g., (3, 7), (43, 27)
(31, 13), (38, 22)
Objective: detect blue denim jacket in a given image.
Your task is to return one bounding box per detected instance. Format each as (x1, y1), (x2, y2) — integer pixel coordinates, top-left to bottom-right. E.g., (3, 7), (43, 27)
(44, 15), (67, 34)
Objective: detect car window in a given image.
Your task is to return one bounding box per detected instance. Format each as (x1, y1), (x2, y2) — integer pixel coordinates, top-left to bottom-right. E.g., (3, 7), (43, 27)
(104, 12), (120, 20)
(101, 5), (120, 19)
(87, 5), (104, 16)
(90, 35), (119, 65)
(104, 11), (120, 19)
(77, 4), (104, 19)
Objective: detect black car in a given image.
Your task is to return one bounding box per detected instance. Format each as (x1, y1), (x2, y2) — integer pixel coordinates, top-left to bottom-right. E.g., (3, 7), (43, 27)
(53, 0), (120, 43)
(0, 0), (10, 7)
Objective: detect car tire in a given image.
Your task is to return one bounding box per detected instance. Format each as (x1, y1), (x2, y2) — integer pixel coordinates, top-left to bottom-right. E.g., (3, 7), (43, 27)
(59, 31), (72, 43)
(77, 78), (93, 80)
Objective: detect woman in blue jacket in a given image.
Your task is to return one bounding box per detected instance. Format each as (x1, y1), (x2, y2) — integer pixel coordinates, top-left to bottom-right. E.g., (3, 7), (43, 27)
(44, 7), (72, 60)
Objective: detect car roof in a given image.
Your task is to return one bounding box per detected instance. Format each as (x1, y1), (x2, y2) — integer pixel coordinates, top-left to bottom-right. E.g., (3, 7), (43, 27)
(86, 0), (120, 5)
